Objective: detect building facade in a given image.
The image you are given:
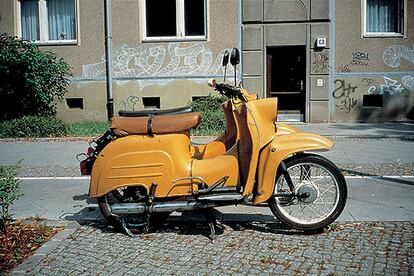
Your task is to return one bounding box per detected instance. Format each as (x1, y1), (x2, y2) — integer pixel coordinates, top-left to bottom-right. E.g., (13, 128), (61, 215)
(241, 0), (414, 122)
(0, 0), (239, 121)
(0, 0), (413, 122)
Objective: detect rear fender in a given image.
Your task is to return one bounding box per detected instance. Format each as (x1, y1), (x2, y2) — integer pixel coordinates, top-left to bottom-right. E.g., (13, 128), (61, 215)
(254, 132), (333, 204)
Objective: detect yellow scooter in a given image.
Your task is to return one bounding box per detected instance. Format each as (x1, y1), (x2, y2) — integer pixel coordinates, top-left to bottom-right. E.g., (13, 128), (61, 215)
(79, 48), (347, 236)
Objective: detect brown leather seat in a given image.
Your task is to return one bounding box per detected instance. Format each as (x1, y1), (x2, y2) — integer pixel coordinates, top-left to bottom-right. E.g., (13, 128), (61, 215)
(111, 112), (202, 136)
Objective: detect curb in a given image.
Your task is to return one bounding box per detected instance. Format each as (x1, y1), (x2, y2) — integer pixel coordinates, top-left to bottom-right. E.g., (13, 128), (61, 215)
(9, 221), (81, 275)
(1, 134), (414, 143)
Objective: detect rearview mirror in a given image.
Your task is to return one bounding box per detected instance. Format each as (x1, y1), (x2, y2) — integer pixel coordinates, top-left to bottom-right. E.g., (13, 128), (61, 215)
(222, 50), (229, 67)
(230, 48), (240, 66)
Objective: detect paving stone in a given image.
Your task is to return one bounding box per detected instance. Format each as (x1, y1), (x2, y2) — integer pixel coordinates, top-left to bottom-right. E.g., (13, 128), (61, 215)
(12, 221), (414, 275)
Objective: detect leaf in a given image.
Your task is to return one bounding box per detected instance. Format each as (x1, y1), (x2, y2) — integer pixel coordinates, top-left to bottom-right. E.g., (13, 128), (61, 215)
(34, 237), (44, 244)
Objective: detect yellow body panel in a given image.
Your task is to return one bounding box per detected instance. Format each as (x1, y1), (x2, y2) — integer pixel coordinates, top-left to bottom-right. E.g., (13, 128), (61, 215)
(192, 144), (240, 186)
(254, 132), (333, 204)
(89, 133), (193, 198)
(247, 98), (278, 148)
(276, 123), (300, 135)
(192, 139), (227, 160)
(88, 85), (336, 205)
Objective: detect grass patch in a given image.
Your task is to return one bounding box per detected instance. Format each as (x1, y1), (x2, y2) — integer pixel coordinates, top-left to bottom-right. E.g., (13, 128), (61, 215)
(0, 116), (68, 138)
(67, 121), (109, 137)
(0, 97), (228, 138)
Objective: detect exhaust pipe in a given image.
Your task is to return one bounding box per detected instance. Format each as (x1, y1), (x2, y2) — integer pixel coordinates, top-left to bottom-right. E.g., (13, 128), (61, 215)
(110, 201), (218, 215)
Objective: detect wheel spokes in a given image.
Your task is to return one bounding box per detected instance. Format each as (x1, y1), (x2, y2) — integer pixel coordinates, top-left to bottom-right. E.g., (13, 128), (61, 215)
(275, 162), (340, 225)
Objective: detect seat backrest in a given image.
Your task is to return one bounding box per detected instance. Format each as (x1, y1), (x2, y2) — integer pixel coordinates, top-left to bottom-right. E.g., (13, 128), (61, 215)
(221, 101), (237, 150)
(232, 103), (260, 188)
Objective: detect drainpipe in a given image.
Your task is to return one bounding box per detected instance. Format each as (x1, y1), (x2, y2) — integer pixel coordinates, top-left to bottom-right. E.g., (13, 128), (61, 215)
(104, 0), (114, 120)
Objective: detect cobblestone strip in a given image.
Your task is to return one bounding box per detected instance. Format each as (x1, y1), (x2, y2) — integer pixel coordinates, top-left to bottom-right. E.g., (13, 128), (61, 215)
(10, 222), (81, 276)
(15, 221), (413, 276)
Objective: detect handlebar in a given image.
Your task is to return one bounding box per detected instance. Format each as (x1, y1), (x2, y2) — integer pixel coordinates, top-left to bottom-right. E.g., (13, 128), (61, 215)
(208, 79), (245, 101)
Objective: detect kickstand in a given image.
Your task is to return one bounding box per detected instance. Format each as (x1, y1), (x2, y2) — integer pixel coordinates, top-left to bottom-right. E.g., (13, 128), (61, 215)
(202, 208), (218, 241)
(110, 215), (134, 237)
(120, 218), (134, 237)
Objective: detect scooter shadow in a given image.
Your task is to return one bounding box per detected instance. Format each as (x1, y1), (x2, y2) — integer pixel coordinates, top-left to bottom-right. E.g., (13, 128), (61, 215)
(64, 206), (322, 238)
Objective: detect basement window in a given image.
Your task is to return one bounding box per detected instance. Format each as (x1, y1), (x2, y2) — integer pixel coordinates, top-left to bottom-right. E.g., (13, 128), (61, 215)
(142, 97), (160, 109)
(363, 94), (383, 107)
(66, 98), (84, 109)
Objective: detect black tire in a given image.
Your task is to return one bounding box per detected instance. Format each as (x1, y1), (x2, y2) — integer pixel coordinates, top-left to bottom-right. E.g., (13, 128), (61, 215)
(268, 154), (347, 231)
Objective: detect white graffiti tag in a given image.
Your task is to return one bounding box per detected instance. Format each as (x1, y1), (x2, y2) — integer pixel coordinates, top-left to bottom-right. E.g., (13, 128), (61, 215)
(383, 44), (414, 68)
(368, 76), (405, 95)
(382, 44), (414, 93)
(402, 75), (414, 92)
(82, 43), (234, 82)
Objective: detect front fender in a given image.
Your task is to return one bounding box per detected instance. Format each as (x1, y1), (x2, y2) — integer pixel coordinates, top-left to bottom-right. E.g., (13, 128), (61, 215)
(254, 132), (333, 204)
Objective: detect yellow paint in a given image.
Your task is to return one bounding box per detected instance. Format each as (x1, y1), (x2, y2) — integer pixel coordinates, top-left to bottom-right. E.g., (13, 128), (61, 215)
(254, 132), (333, 204)
(89, 85), (334, 207)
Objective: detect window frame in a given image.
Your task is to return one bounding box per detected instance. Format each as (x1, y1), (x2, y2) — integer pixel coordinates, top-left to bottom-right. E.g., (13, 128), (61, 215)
(16, 0), (79, 45)
(140, 0), (209, 42)
(361, 0), (407, 38)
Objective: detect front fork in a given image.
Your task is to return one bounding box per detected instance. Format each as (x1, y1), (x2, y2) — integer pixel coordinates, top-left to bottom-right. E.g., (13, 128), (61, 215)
(274, 160), (310, 204)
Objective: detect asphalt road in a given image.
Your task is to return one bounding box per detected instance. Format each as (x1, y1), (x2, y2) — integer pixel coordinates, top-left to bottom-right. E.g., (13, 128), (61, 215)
(2, 137), (413, 221)
(0, 137), (413, 176)
(10, 176), (414, 222)
(5, 136), (413, 275)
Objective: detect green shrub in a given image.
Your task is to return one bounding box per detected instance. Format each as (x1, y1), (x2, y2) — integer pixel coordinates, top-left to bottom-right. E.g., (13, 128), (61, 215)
(0, 116), (68, 138)
(190, 94), (227, 136)
(0, 162), (22, 227)
(0, 33), (71, 120)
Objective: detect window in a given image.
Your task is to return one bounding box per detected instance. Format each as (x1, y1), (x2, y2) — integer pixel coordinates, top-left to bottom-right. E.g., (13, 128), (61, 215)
(142, 0), (207, 41)
(363, 0), (406, 37)
(18, 0), (77, 44)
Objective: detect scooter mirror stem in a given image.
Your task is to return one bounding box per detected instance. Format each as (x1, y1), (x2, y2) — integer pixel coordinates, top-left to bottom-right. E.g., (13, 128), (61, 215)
(234, 65), (237, 87)
(222, 50), (229, 82)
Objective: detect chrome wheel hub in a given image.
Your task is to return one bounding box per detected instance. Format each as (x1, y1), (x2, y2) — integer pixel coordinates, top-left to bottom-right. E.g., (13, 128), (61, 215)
(295, 180), (319, 204)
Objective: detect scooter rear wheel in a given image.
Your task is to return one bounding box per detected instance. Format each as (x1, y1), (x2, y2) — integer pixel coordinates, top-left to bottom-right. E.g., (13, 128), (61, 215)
(268, 154), (347, 231)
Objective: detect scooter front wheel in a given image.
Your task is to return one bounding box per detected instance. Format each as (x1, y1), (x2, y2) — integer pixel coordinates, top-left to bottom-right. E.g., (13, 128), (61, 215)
(268, 154), (347, 231)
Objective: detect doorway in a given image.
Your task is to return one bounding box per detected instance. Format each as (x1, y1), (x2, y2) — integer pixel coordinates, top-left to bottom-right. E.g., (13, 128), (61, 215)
(267, 46), (306, 121)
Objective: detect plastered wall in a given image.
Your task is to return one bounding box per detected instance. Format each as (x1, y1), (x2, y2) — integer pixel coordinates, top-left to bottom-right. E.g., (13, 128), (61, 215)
(242, 0), (331, 122)
(332, 0), (414, 122)
(2, 0), (238, 121)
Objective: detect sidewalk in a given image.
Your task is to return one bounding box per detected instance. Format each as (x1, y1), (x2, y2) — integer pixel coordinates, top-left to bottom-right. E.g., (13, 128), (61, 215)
(5, 122), (414, 275)
(11, 221), (414, 275)
(289, 122), (414, 138)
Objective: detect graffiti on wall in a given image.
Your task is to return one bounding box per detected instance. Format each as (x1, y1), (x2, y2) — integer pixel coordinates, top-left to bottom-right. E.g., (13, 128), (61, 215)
(312, 52), (329, 73)
(119, 96), (140, 111)
(402, 76), (414, 92)
(382, 44), (414, 93)
(383, 44), (414, 68)
(82, 43), (234, 87)
(351, 51), (370, 66)
(333, 79), (358, 113)
(361, 77), (375, 87)
(368, 76), (406, 95)
(336, 63), (351, 73)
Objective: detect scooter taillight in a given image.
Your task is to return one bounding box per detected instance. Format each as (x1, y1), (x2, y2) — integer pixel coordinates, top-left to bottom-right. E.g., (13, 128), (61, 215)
(80, 160), (89, 175)
(78, 147), (96, 176)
